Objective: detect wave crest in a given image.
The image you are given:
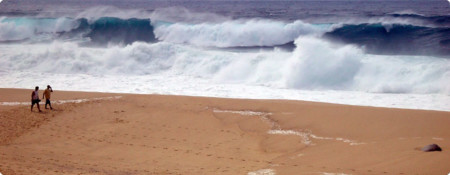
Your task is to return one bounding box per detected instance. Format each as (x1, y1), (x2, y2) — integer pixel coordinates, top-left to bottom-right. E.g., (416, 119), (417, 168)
(153, 19), (329, 47)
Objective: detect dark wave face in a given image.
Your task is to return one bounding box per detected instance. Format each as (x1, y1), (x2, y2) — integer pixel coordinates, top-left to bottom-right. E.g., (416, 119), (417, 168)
(324, 24), (450, 56)
(387, 14), (450, 27)
(0, 17), (157, 45)
(62, 17), (157, 45)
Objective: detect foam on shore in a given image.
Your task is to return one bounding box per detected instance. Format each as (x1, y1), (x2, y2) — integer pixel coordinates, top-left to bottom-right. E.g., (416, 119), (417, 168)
(0, 96), (122, 106)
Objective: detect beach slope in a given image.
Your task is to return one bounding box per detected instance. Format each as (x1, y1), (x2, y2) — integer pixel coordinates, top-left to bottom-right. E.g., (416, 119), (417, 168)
(0, 88), (449, 174)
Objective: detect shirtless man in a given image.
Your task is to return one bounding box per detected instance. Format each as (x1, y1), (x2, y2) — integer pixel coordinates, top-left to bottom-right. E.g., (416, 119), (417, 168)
(31, 86), (42, 112)
(43, 85), (53, 110)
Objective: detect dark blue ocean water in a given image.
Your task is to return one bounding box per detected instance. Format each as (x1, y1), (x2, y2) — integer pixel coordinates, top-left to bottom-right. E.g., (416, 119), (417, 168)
(1, 1), (449, 22)
(0, 0), (449, 56)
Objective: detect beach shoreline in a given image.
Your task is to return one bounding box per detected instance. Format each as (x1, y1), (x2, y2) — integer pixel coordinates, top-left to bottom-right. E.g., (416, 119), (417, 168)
(0, 88), (449, 174)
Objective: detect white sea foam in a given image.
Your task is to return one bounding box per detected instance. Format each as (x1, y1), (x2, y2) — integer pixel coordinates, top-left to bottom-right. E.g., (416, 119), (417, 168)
(268, 129), (365, 146)
(213, 109), (271, 116)
(0, 96), (122, 106)
(1, 71), (449, 111)
(268, 130), (313, 145)
(322, 173), (351, 175)
(247, 169), (276, 175)
(0, 34), (449, 111)
(211, 108), (365, 146)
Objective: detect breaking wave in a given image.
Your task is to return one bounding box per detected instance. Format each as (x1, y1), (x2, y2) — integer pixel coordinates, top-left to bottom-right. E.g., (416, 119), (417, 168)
(1, 15), (449, 56)
(1, 37), (449, 94)
(153, 19), (328, 47)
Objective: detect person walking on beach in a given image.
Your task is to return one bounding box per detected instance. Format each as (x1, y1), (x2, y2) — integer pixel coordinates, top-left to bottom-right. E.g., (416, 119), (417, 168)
(43, 85), (53, 110)
(31, 86), (42, 112)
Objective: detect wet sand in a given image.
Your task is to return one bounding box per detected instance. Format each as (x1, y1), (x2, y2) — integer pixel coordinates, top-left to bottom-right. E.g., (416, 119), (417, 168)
(0, 88), (449, 175)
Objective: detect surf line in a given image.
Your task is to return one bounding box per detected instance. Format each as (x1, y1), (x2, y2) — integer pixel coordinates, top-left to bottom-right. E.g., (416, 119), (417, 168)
(212, 108), (365, 146)
(0, 96), (122, 106)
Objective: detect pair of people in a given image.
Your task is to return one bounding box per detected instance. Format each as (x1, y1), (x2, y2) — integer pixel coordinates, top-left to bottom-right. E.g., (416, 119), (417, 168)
(31, 85), (53, 112)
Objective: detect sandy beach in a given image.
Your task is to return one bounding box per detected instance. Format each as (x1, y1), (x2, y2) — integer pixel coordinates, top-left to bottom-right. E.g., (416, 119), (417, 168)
(0, 88), (449, 175)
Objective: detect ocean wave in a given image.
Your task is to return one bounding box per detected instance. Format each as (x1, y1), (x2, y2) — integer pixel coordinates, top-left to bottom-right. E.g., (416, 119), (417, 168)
(325, 23), (450, 56)
(1, 15), (449, 56)
(0, 17), (157, 45)
(1, 36), (449, 94)
(72, 17), (156, 45)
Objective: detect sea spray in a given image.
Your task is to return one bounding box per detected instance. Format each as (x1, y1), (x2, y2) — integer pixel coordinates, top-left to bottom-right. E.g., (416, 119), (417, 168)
(283, 36), (362, 90)
(1, 36), (448, 94)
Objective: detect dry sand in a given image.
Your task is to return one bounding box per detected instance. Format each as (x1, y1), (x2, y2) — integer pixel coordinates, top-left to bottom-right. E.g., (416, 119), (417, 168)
(0, 88), (449, 175)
